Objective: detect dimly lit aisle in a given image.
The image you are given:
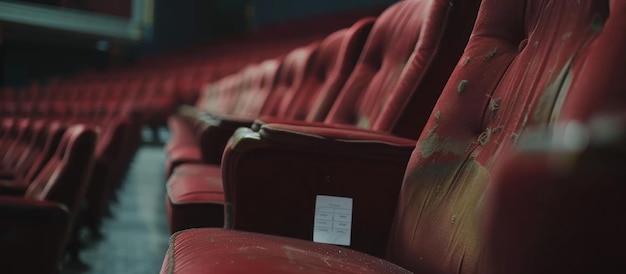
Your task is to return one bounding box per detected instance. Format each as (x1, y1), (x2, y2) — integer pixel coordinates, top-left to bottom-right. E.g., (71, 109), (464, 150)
(63, 138), (171, 274)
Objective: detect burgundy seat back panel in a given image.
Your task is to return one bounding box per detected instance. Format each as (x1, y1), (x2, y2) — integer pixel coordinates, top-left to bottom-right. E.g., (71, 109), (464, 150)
(387, 1), (609, 273)
(325, 0), (435, 128)
(286, 18), (375, 121)
(486, 1), (626, 273)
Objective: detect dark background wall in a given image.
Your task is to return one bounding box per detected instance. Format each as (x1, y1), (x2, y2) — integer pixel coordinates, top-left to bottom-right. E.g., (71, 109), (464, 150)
(0, 0), (397, 87)
(251, 0), (396, 27)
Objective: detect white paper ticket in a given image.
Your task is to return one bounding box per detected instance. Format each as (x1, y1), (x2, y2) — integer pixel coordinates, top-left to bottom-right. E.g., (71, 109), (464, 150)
(313, 195), (353, 246)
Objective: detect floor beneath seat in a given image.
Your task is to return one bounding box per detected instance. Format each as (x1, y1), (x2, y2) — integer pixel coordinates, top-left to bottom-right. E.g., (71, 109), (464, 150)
(63, 131), (171, 274)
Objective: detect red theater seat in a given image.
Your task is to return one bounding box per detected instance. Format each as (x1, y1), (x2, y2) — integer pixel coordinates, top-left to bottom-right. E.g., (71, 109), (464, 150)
(0, 122), (67, 191)
(161, 0), (626, 273)
(165, 0), (481, 241)
(0, 120), (43, 172)
(0, 125), (98, 274)
(164, 60), (282, 175)
(0, 120), (47, 182)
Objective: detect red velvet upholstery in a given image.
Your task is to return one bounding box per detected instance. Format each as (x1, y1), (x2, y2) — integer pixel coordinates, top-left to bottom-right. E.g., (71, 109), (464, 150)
(166, 163), (224, 233)
(386, 0), (620, 272)
(280, 18), (375, 121)
(165, 115), (197, 154)
(161, 229), (410, 274)
(321, 0), (468, 138)
(258, 44), (321, 118)
(161, 0), (625, 273)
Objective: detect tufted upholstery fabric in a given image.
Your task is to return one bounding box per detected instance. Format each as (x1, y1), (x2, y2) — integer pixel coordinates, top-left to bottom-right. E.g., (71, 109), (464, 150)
(281, 18), (375, 121)
(386, 0), (621, 272)
(232, 60), (283, 118)
(323, 0), (480, 139)
(259, 44), (320, 118)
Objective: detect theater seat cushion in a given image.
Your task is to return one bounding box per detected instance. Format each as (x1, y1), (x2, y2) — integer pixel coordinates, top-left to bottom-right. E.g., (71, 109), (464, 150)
(162, 228), (410, 274)
(167, 164), (224, 205)
(166, 164), (225, 233)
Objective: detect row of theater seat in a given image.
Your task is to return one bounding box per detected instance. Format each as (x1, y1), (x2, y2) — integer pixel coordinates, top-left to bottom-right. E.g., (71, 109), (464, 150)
(0, 118), (99, 273)
(34, 8), (385, 130)
(0, 7), (389, 273)
(164, 0), (480, 253)
(162, 0), (625, 273)
(0, 68), (151, 272)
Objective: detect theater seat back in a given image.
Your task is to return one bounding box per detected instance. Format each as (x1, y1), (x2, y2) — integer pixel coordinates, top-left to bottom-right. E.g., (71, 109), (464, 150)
(229, 65), (262, 116)
(23, 122), (67, 183)
(204, 74), (240, 115)
(386, 1), (620, 273)
(25, 125), (97, 213)
(13, 120), (48, 174)
(324, 0), (481, 139)
(285, 18), (376, 121)
(275, 31), (346, 120)
(260, 44), (319, 117)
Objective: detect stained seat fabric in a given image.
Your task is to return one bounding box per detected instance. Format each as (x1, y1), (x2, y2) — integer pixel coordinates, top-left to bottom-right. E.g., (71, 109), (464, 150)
(385, 0), (617, 271)
(161, 229), (410, 274)
(161, 0), (625, 273)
